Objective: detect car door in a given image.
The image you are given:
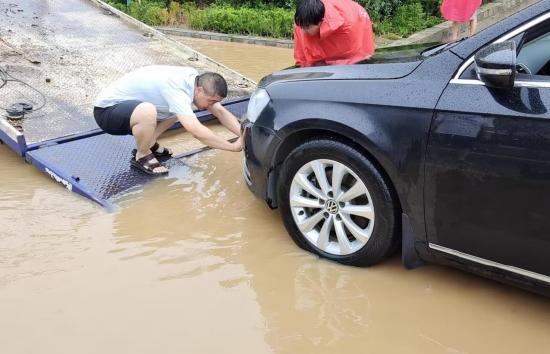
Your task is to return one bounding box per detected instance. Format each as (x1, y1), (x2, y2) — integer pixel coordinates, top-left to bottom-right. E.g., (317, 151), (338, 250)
(425, 14), (550, 281)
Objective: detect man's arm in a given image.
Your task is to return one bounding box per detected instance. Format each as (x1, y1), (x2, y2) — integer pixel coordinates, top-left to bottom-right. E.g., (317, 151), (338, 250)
(208, 102), (241, 136)
(177, 113), (242, 152)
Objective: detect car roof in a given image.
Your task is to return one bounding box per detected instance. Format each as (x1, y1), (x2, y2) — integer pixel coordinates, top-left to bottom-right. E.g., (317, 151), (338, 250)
(451, 0), (550, 59)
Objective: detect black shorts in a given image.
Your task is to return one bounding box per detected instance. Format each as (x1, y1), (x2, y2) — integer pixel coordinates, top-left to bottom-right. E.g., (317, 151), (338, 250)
(93, 100), (143, 136)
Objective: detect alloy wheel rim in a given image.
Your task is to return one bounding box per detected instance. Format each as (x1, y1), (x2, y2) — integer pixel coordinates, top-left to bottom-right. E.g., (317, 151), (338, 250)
(289, 159), (375, 256)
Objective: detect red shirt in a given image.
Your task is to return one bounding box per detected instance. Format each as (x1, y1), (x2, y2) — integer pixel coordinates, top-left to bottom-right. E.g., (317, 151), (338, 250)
(441, 0), (481, 22)
(293, 0), (375, 67)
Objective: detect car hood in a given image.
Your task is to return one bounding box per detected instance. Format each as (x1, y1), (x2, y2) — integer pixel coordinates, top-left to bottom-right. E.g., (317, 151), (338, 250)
(258, 42), (441, 88)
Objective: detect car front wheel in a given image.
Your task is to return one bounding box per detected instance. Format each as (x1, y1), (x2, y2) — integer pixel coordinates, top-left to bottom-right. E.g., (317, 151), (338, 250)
(278, 139), (400, 266)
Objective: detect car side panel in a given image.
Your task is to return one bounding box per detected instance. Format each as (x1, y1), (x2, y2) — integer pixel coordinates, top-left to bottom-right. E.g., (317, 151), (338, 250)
(427, 83), (550, 277)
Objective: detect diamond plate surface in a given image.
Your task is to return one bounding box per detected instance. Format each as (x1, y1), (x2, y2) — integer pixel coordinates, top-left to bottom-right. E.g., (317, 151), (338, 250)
(27, 134), (190, 203)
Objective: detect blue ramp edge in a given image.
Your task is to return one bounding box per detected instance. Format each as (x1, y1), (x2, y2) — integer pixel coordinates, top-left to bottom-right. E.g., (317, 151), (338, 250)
(0, 118), (27, 156)
(23, 97), (249, 208)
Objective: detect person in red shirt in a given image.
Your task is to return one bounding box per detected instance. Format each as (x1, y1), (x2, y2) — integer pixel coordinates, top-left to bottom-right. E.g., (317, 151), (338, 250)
(441, 0), (482, 41)
(293, 0), (375, 67)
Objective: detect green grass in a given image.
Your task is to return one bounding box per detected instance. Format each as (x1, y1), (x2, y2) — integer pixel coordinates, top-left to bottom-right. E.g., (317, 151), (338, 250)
(376, 2), (442, 38)
(185, 5), (294, 38)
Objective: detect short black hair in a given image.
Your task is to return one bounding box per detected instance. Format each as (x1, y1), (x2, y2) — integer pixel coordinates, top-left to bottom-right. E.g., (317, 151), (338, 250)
(196, 72), (228, 98)
(295, 0), (325, 28)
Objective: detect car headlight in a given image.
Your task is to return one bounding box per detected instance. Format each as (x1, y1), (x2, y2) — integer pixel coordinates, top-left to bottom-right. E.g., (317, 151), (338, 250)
(246, 88), (270, 124)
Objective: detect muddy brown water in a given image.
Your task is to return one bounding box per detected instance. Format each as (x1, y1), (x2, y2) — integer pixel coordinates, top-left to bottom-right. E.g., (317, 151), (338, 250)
(1, 39), (550, 354)
(169, 36), (295, 82)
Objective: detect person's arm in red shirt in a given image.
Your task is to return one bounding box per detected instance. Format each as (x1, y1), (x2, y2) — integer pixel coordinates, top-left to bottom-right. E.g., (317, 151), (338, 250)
(293, 25), (307, 67)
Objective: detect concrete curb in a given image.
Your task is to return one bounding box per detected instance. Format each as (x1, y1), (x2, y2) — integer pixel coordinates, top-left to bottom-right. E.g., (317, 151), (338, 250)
(156, 27), (294, 48)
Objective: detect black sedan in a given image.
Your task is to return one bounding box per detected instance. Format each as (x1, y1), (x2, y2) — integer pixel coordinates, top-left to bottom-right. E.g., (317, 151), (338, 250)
(242, 1), (550, 296)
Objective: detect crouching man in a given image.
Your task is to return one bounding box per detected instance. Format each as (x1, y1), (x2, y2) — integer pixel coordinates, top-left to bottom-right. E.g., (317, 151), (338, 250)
(93, 65), (242, 175)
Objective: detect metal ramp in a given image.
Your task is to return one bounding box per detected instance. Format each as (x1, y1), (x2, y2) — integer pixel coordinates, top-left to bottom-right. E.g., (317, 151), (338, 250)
(1, 98), (248, 209)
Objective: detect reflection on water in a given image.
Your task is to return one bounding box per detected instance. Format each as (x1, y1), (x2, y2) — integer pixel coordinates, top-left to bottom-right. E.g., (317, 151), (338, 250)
(1, 39), (550, 354)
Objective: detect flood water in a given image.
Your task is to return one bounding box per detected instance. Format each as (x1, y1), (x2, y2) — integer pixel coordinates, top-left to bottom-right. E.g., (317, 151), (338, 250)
(2, 38), (550, 354)
(169, 36), (294, 82)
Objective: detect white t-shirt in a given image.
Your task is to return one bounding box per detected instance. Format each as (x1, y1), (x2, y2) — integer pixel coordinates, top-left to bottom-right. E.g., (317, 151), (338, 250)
(95, 65), (197, 120)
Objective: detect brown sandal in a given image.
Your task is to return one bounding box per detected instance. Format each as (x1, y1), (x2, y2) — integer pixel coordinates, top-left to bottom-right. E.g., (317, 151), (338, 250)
(132, 142), (173, 160)
(130, 153), (168, 176)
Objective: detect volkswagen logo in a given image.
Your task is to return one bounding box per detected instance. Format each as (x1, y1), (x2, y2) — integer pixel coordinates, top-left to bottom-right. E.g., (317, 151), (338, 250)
(325, 199), (339, 214)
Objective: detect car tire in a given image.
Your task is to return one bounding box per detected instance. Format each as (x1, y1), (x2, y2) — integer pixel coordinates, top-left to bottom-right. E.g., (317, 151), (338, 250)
(277, 139), (400, 267)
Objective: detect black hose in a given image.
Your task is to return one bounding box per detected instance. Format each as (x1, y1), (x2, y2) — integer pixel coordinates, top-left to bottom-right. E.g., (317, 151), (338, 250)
(0, 66), (46, 113)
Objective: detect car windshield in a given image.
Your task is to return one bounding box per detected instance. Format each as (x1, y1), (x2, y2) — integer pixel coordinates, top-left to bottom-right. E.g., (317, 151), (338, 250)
(360, 40), (463, 64)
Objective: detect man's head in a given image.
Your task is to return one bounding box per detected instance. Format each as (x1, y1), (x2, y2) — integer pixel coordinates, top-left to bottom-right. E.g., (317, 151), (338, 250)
(193, 72), (228, 109)
(295, 0), (325, 36)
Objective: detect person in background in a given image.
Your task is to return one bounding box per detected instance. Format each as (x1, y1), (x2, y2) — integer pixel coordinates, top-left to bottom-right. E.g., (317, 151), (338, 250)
(441, 0), (482, 42)
(293, 0), (375, 67)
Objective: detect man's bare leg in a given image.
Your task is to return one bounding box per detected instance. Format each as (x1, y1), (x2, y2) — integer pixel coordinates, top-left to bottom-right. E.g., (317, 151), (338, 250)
(469, 17), (478, 36)
(149, 116), (178, 155)
(450, 22), (460, 41)
(154, 116), (178, 141)
(129, 102), (168, 173)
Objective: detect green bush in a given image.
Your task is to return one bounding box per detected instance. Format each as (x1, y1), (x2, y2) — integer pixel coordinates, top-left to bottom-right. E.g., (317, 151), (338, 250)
(106, 0), (186, 26)
(357, 0), (404, 22)
(185, 5), (294, 38)
(376, 2), (440, 37)
(214, 0), (297, 9)
(129, 3), (164, 25)
(105, 0), (127, 11)
(417, 0), (440, 16)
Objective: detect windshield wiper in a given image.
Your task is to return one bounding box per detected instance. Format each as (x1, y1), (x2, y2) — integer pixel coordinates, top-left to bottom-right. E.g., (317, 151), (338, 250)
(421, 38), (467, 57)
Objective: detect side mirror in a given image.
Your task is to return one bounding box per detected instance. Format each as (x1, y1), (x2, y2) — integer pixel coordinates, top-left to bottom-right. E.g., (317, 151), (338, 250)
(474, 40), (516, 89)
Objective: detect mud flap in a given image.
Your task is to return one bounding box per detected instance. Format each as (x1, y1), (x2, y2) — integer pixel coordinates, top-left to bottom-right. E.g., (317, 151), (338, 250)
(402, 212), (426, 269)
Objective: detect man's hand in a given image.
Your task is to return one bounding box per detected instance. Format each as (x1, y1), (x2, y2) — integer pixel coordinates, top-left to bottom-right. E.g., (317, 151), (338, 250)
(178, 113), (238, 152)
(231, 136), (243, 152)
